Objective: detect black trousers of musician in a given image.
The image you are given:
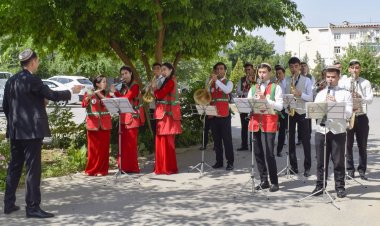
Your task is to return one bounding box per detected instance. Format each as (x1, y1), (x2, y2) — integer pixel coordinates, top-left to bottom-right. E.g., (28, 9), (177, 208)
(276, 110), (288, 155)
(346, 114), (369, 174)
(239, 113), (249, 149)
(4, 139), (43, 209)
(211, 115), (234, 165)
(315, 132), (345, 190)
(202, 117), (213, 147)
(150, 109), (157, 139)
(251, 131), (278, 184)
(289, 112), (311, 172)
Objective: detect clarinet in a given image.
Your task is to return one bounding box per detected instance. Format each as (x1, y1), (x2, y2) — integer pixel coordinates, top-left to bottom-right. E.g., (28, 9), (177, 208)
(320, 83), (332, 126)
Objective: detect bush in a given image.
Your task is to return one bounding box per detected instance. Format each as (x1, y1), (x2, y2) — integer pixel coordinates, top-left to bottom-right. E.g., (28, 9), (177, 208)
(0, 141), (10, 191)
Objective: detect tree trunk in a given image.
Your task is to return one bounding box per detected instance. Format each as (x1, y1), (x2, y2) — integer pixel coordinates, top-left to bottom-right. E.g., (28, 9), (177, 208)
(173, 52), (182, 69)
(154, 0), (165, 64)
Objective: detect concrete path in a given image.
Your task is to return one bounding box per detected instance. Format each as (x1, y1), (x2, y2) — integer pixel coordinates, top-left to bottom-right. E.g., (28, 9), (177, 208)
(1, 99), (379, 226)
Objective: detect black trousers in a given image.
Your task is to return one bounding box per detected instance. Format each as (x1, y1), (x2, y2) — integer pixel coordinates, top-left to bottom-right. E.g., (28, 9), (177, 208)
(289, 112), (311, 172)
(150, 109), (157, 139)
(211, 115), (234, 165)
(346, 114), (369, 174)
(277, 110), (288, 154)
(315, 132), (345, 190)
(251, 131), (278, 184)
(4, 139), (43, 209)
(202, 117), (212, 147)
(239, 113), (249, 148)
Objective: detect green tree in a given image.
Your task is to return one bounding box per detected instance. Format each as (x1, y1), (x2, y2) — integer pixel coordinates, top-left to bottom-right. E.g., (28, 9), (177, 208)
(338, 45), (380, 84)
(229, 58), (245, 86)
(227, 35), (275, 67)
(302, 53), (309, 65)
(312, 51), (326, 80)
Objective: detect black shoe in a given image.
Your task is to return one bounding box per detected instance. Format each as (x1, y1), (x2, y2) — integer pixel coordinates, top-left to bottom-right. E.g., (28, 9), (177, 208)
(237, 147), (248, 151)
(336, 189), (347, 198)
(347, 171), (355, 180)
(296, 140), (301, 145)
(199, 146), (206, 150)
(26, 207), (55, 218)
(276, 152), (282, 157)
(226, 164), (234, 171)
(212, 163), (223, 169)
(359, 172), (368, 180)
(4, 205), (20, 214)
(312, 186), (323, 196)
(269, 184), (279, 192)
(290, 169), (299, 175)
(303, 170), (311, 177)
(255, 181), (270, 190)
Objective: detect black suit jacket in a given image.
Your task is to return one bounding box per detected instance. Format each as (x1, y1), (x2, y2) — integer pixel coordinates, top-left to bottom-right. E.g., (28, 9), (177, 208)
(3, 69), (72, 140)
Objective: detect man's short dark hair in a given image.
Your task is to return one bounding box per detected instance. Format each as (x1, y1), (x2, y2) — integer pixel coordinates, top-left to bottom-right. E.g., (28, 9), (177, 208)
(213, 62), (227, 70)
(244, 62), (254, 68)
(288, 57), (301, 65)
(349, 59), (361, 67)
(274, 64), (285, 73)
(300, 62), (308, 66)
(152, 62), (161, 68)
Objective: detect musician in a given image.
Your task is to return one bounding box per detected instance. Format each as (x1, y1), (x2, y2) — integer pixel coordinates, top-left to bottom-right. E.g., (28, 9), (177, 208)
(114, 66), (145, 173)
(334, 61), (348, 81)
(340, 59), (373, 180)
(301, 62), (314, 136)
(312, 66), (352, 198)
(274, 65), (287, 157)
(149, 62), (163, 139)
(82, 75), (113, 176)
(236, 62), (256, 151)
(286, 57), (313, 177)
(153, 62), (182, 174)
(200, 76), (213, 151)
(248, 63), (283, 192)
(209, 62), (234, 171)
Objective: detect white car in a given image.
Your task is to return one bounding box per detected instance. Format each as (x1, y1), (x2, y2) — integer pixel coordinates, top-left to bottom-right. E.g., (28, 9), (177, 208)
(0, 72), (11, 111)
(42, 79), (80, 106)
(47, 75), (93, 101)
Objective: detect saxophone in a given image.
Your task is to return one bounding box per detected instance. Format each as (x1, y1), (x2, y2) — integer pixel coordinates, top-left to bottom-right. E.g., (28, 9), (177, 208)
(288, 76), (296, 116)
(348, 77), (356, 130)
(143, 76), (156, 103)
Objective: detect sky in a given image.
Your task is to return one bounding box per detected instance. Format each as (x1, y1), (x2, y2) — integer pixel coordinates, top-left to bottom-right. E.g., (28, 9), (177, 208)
(256, 0), (380, 53)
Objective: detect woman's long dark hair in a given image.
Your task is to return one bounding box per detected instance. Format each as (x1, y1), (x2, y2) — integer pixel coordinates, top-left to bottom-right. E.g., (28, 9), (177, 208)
(93, 75), (107, 96)
(119, 65), (134, 87)
(159, 62), (175, 90)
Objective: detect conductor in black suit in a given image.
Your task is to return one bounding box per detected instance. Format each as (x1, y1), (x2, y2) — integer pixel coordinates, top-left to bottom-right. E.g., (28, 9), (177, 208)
(3, 49), (81, 218)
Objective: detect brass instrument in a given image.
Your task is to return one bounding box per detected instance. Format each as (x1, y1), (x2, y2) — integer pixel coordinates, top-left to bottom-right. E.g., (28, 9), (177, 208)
(348, 76), (356, 130)
(288, 76), (296, 116)
(143, 76), (157, 103)
(193, 79), (213, 106)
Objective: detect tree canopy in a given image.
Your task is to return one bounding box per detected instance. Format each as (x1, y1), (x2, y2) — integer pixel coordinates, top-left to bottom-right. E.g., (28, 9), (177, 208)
(0, 0), (307, 80)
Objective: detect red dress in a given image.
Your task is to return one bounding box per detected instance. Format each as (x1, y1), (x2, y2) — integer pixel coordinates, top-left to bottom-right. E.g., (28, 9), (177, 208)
(153, 77), (182, 174)
(82, 92), (112, 176)
(115, 82), (145, 173)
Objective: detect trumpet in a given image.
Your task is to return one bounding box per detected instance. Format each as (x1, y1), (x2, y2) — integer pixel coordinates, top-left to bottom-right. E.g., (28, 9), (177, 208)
(288, 76), (296, 116)
(193, 78), (213, 106)
(142, 76), (156, 103)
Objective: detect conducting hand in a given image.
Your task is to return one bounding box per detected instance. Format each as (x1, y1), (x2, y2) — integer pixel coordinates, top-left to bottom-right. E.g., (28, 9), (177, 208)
(71, 85), (83, 94)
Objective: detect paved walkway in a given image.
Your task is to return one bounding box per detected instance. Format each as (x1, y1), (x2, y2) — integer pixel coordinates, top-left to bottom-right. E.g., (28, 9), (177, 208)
(1, 99), (379, 225)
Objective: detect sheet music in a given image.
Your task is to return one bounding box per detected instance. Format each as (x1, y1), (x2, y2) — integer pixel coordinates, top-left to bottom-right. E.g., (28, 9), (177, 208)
(248, 98), (275, 115)
(306, 102), (346, 119)
(195, 105), (219, 116)
(282, 94), (297, 109)
(102, 98), (134, 114)
(233, 98), (252, 113)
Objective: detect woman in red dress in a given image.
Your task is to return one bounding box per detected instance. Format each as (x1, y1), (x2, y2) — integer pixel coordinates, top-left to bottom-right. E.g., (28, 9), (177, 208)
(115, 66), (145, 173)
(82, 75), (112, 176)
(153, 62), (182, 174)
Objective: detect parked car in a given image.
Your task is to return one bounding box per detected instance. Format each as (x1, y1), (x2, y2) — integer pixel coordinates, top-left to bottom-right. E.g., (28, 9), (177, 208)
(48, 75), (93, 101)
(0, 79), (7, 111)
(0, 71), (12, 79)
(42, 79), (80, 106)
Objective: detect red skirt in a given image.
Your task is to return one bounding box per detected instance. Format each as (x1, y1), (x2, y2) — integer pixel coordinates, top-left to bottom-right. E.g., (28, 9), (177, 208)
(85, 129), (110, 176)
(118, 126), (140, 173)
(154, 135), (178, 175)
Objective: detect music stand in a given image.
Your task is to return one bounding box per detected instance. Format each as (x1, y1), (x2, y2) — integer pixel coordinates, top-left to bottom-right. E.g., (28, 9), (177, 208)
(298, 102), (346, 210)
(235, 97), (272, 199)
(102, 98), (136, 183)
(277, 94), (298, 179)
(189, 104), (218, 176)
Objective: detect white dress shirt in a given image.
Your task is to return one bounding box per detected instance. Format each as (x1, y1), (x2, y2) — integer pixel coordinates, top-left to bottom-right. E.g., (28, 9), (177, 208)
(247, 80), (283, 111)
(314, 86), (353, 134)
(215, 77), (233, 94)
(339, 76), (373, 114)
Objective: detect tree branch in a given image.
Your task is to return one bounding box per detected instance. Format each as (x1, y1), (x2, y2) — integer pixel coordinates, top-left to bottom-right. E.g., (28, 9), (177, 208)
(109, 40), (140, 82)
(173, 52), (182, 69)
(140, 51), (152, 80)
(154, 0), (165, 63)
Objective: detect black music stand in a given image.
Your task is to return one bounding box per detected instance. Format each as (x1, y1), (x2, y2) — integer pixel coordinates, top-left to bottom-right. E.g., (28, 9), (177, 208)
(235, 97), (274, 199)
(189, 104), (218, 176)
(298, 102), (346, 210)
(277, 94), (298, 179)
(102, 98), (136, 183)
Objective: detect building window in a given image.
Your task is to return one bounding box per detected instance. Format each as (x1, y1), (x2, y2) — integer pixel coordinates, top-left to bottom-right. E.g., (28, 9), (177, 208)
(334, 33), (341, 40)
(334, 46), (341, 54)
(350, 32), (357, 39)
